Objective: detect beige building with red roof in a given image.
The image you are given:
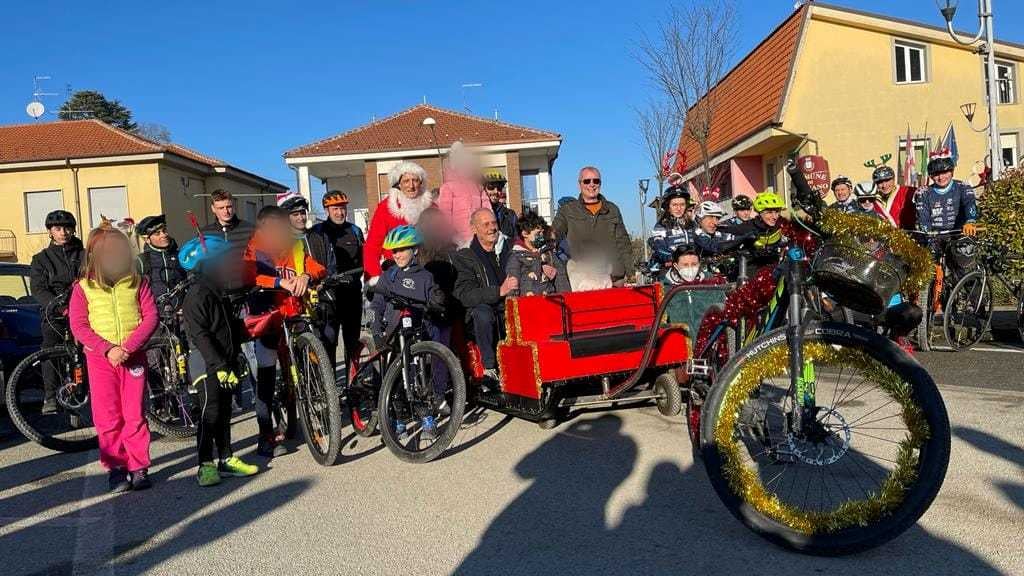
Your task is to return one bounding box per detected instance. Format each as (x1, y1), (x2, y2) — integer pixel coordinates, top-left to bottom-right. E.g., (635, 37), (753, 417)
(0, 119), (286, 262)
(675, 2), (1023, 202)
(283, 104), (561, 228)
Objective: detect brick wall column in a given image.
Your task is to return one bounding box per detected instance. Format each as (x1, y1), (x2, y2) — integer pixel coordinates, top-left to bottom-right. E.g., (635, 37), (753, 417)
(364, 160), (378, 221)
(505, 151), (522, 214)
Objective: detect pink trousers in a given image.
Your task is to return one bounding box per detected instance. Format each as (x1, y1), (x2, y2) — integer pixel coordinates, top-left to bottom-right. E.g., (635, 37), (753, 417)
(86, 354), (151, 472)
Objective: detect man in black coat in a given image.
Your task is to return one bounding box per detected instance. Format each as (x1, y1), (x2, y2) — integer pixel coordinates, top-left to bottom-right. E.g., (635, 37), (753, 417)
(452, 209), (517, 380)
(200, 189), (255, 294)
(29, 210), (84, 413)
(307, 191), (365, 371)
(135, 214), (187, 311)
(484, 172), (518, 240)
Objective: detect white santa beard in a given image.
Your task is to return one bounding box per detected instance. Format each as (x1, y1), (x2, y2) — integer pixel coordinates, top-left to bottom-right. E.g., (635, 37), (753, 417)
(388, 189), (433, 225)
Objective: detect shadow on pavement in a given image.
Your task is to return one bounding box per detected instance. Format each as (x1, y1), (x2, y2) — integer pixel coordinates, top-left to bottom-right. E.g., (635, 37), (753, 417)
(954, 425), (1024, 513)
(454, 414), (1001, 576)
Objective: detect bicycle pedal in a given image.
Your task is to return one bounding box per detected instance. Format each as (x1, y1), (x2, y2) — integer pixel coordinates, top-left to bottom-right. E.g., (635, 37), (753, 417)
(687, 359), (711, 376)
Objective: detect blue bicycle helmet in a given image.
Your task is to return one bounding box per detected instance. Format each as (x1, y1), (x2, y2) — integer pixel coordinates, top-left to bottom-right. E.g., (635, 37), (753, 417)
(178, 236), (230, 271)
(382, 225), (422, 251)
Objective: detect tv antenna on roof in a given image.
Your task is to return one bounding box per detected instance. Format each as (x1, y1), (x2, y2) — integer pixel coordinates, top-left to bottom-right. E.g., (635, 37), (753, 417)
(461, 82), (483, 113)
(26, 76), (57, 120)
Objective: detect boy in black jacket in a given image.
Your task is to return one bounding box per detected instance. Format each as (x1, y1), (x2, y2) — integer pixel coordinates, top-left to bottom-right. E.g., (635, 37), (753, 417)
(179, 236), (259, 487)
(371, 226), (446, 346)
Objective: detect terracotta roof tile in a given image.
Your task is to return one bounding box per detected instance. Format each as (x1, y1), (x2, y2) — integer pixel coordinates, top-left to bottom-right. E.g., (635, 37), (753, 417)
(284, 104), (561, 158)
(678, 7), (806, 169)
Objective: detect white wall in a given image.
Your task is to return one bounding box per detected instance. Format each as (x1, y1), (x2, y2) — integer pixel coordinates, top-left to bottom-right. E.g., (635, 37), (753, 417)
(520, 154), (554, 222)
(324, 174), (368, 230)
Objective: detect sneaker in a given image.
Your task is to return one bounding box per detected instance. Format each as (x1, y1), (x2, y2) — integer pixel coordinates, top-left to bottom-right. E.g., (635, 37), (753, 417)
(257, 436), (276, 458)
(130, 469), (152, 491)
(219, 456), (258, 477)
(272, 442), (288, 458)
(108, 469), (131, 494)
(197, 462), (221, 487)
(41, 397), (58, 415)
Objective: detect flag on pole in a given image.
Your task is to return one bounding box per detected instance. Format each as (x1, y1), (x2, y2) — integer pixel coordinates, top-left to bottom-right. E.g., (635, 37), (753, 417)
(939, 122), (959, 165)
(903, 125), (916, 187)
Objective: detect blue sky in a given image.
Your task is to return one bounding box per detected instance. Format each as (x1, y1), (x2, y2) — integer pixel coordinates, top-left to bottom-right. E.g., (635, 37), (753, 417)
(3, 1), (1022, 234)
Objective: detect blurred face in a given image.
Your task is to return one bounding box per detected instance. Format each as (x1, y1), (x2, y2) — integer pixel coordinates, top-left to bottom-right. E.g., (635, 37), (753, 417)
(147, 226), (171, 249)
(399, 173), (423, 199)
(685, 206), (695, 222)
(932, 171), (953, 187)
(472, 211), (500, 248)
(699, 215), (719, 234)
(876, 178), (896, 197)
(289, 209), (308, 232)
(668, 198), (688, 219)
(260, 216), (293, 254)
(49, 226), (74, 246)
(326, 205), (347, 225)
(98, 235), (133, 282)
(211, 199), (234, 224)
(392, 246), (415, 268)
(833, 184), (852, 203)
(578, 168), (602, 202)
(759, 208), (781, 227)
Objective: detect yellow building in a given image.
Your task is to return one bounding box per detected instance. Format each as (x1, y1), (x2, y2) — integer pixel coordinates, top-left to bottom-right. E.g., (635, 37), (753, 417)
(677, 2), (1024, 201)
(0, 119), (287, 263)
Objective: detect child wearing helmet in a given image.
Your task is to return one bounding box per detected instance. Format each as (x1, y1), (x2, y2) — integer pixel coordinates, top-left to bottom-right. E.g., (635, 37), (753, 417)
(721, 191), (789, 268)
(693, 201), (745, 257)
(648, 187), (695, 265)
(371, 225), (447, 347)
(722, 195), (754, 227)
(179, 235), (259, 486)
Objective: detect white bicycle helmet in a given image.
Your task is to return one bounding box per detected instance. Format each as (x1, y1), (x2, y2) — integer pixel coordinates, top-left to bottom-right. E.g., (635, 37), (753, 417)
(854, 181), (878, 200)
(695, 200), (725, 220)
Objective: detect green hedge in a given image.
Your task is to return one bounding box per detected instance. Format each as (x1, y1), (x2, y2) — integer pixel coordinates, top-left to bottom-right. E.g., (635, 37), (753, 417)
(979, 167), (1024, 280)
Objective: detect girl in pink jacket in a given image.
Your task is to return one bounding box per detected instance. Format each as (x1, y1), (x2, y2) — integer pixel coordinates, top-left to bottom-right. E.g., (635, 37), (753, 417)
(69, 224), (158, 493)
(436, 141), (488, 247)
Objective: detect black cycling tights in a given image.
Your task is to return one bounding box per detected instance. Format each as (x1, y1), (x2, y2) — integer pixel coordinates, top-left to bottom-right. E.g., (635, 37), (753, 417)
(255, 366), (296, 440)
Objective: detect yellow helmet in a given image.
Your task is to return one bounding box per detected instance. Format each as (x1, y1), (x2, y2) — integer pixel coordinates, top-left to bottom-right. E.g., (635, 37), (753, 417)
(753, 191), (785, 212)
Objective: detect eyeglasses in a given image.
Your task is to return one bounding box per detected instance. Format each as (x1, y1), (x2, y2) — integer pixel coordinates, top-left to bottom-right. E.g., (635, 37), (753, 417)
(485, 183), (505, 191)
(580, 178), (602, 185)
(150, 227), (168, 236)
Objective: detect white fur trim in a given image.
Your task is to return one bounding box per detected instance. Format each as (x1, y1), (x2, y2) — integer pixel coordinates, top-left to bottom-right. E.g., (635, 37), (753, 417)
(387, 188), (433, 225)
(387, 161), (429, 189)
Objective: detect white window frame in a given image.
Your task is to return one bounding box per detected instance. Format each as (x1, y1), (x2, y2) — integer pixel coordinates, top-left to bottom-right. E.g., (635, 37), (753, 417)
(24, 190), (64, 234)
(1000, 132), (1020, 169)
(88, 186), (129, 228)
(993, 60), (1017, 105)
(893, 39), (928, 85)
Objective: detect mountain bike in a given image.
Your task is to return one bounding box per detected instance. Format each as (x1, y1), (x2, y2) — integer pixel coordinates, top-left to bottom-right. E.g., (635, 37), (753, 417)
(693, 164), (950, 555)
(369, 284), (465, 464)
(942, 236), (1023, 350)
(5, 293), (97, 452)
(911, 229), (982, 351)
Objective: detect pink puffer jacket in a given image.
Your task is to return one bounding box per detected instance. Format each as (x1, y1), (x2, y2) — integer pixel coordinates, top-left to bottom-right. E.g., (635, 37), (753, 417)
(437, 169), (488, 247)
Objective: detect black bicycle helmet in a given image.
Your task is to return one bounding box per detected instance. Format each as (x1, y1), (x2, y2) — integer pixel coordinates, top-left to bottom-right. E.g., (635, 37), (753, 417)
(136, 214), (167, 236)
(830, 175), (853, 191)
(44, 210), (76, 230)
(660, 186), (691, 210)
(731, 195), (753, 211)
(871, 165), (896, 184)
(927, 156), (955, 176)
(280, 195), (309, 213)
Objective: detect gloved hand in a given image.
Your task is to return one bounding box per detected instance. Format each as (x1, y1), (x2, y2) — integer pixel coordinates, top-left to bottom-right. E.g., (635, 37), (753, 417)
(216, 370), (240, 390)
(963, 223), (978, 237)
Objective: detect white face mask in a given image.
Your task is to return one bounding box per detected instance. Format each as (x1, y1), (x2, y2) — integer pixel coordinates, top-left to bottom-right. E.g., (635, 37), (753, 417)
(677, 265), (700, 282)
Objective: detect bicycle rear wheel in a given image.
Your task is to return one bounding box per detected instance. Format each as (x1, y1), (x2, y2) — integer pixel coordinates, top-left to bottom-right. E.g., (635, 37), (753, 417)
(293, 332), (343, 466)
(143, 337), (199, 440)
(379, 341), (466, 464)
(5, 347), (97, 452)
(347, 336), (380, 437)
(943, 271), (992, 351)
(701, 324), (950, 555)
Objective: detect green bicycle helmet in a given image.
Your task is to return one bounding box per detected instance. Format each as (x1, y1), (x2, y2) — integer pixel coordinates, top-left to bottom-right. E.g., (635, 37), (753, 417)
(382, 225), (422, 251)
(753, 191), (785, 212)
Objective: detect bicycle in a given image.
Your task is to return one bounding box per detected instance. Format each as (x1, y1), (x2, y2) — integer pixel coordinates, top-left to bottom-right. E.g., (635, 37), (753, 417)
(367, 284), (465, 464)
(943, 236), (1023, 350)
(910, 229), (981, 351)
(5, 293), (97, 452)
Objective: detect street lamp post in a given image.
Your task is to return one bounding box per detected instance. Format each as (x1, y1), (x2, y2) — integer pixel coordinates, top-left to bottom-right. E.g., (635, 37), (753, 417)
(638, 178), (650, 262)
(938, 0), (1002, 179)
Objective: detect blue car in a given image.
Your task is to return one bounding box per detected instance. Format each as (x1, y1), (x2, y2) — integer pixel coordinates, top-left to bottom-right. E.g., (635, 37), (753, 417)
(0, 263), (43, 375)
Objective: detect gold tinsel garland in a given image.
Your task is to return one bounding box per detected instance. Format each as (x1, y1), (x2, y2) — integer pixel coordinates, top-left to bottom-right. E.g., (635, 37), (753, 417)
(818, 210), (934, 293)
(712, 342), (930, 534)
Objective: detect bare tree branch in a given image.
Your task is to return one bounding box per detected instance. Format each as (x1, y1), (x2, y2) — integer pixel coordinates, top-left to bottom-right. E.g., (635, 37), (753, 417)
(637, 0), (738, 198)
(633, 98), (681, 194)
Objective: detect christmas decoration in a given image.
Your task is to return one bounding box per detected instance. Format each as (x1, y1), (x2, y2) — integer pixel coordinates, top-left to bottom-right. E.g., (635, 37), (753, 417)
(818, 210), (933, 293)
(712, 342), (928, 534)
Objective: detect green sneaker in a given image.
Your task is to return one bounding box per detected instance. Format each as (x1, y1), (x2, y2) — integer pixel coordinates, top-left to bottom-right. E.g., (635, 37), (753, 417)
(219, 456), (258, 477)
(197, 462), (221, 487)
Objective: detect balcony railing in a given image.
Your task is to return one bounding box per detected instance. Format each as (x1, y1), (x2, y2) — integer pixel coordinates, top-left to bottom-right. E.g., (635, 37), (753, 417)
(0, 230), (16, 258)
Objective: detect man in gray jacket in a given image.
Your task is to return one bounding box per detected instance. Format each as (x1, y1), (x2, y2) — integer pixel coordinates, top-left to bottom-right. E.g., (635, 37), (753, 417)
(552, 166), (634, 286)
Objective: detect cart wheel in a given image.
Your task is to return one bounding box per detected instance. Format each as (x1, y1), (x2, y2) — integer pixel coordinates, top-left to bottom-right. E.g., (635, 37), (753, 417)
(653, 372), (682, 416)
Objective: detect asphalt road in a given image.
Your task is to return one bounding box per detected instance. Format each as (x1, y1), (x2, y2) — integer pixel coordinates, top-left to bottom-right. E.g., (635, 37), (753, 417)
(1, 344), (1022, 576)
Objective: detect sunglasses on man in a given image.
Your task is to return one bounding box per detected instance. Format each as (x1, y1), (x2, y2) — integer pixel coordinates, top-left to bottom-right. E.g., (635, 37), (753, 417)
(485, 183), (505, 191)
(580, 178), (601, 185)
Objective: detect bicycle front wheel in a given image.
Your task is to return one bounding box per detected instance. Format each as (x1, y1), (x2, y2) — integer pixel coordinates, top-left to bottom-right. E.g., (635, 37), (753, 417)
(5, 347), (97, 452)
(943, 270), (992, 351)
(143, 337), (199, 440)
(379, 341), (466, 464)
(293, 332), (343, 466)
(700, 323), (950, 555)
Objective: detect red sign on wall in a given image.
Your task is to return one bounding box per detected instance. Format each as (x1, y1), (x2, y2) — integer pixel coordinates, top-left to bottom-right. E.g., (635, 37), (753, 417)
(797, 155), (831, 198)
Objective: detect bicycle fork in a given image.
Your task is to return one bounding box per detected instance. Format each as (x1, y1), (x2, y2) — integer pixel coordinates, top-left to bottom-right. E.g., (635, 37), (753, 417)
(784, 251), (816, 436)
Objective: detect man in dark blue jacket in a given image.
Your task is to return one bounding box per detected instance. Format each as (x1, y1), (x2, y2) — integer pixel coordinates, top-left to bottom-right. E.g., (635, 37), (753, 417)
(916, 156), (979, 261)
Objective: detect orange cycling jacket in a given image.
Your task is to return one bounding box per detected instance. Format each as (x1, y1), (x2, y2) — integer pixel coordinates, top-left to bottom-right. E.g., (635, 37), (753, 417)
(243, 231), (327, 317)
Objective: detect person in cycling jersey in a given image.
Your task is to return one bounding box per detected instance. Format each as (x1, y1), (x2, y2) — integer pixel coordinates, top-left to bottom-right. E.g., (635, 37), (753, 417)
(720, 191), (789, 268)
(648, 187), (694, 266)
(722, 195), (754, 227)
(828, 176), (858, 213)
(243, 206), (327, 458)
(871, 165), (917, 229)
(916, 155), (979, 270)
(693, 201), (745, 257)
